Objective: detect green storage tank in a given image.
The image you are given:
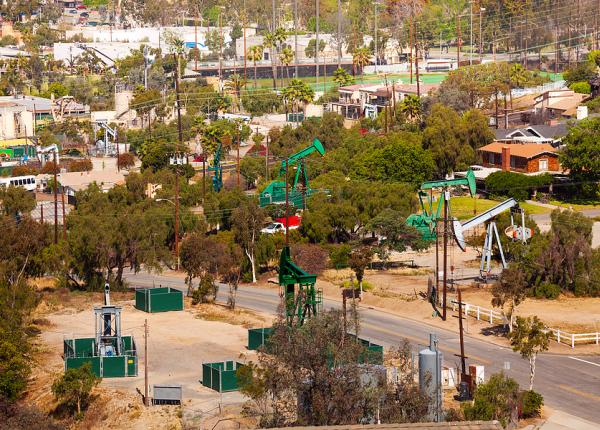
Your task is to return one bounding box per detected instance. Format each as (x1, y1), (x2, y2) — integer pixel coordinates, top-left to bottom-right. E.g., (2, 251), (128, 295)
(135, 287), (184, 313)
(201, 361), (246, 392)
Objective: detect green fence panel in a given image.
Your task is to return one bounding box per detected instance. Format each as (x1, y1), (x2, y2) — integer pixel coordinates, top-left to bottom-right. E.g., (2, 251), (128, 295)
(126, 355), (137, 376)
(247, 327), (273, 350)
(102, 355), (127, 377)
(135, 290), (148, 312)
(73, 338), (96, 356)
(150, 291), (184, 312)
(66, 356), (102, 377)
(202, 361), (245, 392)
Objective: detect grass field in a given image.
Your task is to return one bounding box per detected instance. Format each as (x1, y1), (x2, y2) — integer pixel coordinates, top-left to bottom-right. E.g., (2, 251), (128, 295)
(449, 196), (550, 220)
(547, 199), (600, 211)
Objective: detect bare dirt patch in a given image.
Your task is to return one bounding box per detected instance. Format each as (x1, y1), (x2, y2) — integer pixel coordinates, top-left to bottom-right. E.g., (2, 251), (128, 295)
(29, 285), (273, 429)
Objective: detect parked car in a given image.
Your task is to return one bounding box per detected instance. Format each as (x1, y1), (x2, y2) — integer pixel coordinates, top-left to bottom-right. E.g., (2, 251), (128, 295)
(261, 216), (301, 234)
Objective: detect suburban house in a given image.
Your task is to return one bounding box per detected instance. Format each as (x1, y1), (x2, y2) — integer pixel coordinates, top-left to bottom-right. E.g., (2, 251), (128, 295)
(326, 82), (438, 120)
(532, 89), (587, 123)
(0, 95), (89, 124)
(478, 142), (560, 174)
(493, 124), (568, 147)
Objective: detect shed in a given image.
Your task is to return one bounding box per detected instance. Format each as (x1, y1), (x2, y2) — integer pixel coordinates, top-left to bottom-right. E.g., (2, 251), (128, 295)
(135, 287), (184, 313)
(153, 384), (182, 405)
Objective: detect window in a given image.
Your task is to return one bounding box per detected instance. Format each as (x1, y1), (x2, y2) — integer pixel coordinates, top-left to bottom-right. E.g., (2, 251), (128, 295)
(539, 158), (548, 171)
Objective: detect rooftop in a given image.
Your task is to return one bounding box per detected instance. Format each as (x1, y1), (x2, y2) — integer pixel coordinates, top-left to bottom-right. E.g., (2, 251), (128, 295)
(494, 124), (568, 141)
(0, 95), (88, 113)
(478, 142), (557, 159)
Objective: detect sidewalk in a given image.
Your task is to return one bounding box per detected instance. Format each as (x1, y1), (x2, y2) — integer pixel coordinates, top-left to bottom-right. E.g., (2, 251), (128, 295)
(540, 410), (600, 430)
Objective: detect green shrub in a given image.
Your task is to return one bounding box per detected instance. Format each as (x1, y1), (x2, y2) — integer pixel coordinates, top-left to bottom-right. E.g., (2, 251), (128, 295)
(485, 171), (553, 201)
(585, 96), (600, 114)
(532, 283), (561, 299)
(520, 390), (544, 418)
(329, 244), (351, 269)
(340, 279), (374, 291)
(192, 274), (218, 304)
(569, 81), (591, 94)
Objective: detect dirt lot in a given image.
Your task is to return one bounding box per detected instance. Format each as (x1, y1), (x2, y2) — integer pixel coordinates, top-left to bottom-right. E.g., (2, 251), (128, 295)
(30, 287), (271, 429)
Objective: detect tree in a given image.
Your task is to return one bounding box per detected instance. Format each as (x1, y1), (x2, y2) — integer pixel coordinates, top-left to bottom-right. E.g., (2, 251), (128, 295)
(231, 199), (265, 283)
(399, 95), (422, 122)
(509, 316), (550, 390)
(492, 265), (528, 332)
(117, 153), (136, 170)
(305, 38), (326, 59)
(332, 67), (354, 87)
(560, 118), (600, 194)
(240, 156), (264, 189)
(368, 209), (427, 265)
(281, 78), (315, 114)
(224, 73), (247, 112)
(349, 246), (373, 295)
(0, 187), (36, 217)
(180, 232), (227, 295)
(352, 47), (371, 79)
(463, 372), (519, 428)
(279, 47), (294, 82)
(246, 45), (264, 88)
(52, 363), (100, 416)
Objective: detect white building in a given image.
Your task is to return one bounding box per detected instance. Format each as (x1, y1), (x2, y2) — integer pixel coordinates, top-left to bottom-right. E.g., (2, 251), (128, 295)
(0, 102), (34, 140)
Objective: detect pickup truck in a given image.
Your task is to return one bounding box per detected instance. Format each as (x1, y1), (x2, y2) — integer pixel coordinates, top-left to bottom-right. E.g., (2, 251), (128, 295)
(261, 216), (301, 234)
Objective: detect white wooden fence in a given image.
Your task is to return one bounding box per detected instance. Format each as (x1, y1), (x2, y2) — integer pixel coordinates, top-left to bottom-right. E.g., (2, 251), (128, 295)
(450, 299), (600, 349)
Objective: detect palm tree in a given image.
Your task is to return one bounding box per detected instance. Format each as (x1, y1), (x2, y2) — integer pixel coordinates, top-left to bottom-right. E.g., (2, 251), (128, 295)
(224, 73), (247, 112)
(263, 31), (278, 89)
(273, 28), (288, 88)
(352, 47), (372, 81)
(282, 78), (315, 115)
(508, 63), (528, 108)
(400, 94), (422, 122)
(247, 45), (263, 88)
(333, 67), (354, 87)
(279, 47), (294, 83)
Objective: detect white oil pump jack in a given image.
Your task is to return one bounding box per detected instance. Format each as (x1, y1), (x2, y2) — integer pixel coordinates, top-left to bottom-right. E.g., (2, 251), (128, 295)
(452, 198), (533, 279)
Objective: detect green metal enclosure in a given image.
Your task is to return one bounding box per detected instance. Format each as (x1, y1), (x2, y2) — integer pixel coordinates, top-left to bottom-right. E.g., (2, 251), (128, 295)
(63, 336), (138, 378)
(135, 287), (184, 313)
(201, 361), (246, 392)
(347, 334), (384, 365)
(247, 327), (273, 350)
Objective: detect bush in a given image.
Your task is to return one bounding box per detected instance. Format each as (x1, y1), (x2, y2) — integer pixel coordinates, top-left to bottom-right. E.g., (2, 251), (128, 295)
(68, 159), (93, 172)
(40, 161), (60, 174)
(531, 283), (561, 299)
(291, 243), (328, 274)
(192, 274), (218, 304)
(329, 244), (351, 269)
(52, 362), (100, 417)
(485, 171), (553, 201)
(340, 279), (374, 291)
(584, 96), (600, 114)
(520, 390), (543, 418)
(463, 372), (519, 428)
(117, 153), (136, 170)
(11, 165), (38, 177)
(570, 81), (591, 94)
(242, 91), (282, 116)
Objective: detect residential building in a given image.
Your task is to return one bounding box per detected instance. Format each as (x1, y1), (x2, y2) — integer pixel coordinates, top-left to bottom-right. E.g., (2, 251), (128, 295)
(533, 89), (587, 123)
(0, 95), (89, 123)
(326, 82), (439, 120)
(478, 142), (560, 174)
(493, 124), (568, 146)
(0, 102), (34, 140)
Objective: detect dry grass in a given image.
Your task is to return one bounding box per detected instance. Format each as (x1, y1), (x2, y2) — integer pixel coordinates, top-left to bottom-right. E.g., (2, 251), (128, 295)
(191, 301), (269, 328)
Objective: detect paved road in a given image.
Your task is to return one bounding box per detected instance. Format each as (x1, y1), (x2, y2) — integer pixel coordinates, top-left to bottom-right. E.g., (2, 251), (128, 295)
(124, 272), (600, 424)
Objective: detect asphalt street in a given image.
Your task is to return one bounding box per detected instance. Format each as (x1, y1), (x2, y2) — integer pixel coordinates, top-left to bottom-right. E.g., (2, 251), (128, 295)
(124, 272), (600, 424)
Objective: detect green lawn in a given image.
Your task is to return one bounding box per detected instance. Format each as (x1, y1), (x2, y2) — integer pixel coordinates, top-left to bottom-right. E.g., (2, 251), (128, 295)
(547, 200), (600, 211)
(449, 196), (550, 221)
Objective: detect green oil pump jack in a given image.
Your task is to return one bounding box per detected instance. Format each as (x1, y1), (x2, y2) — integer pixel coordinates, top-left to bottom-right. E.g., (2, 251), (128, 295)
(406, 169), (476, 241)
(278, 246), (322, 326)
(259, 138), (326, 208)
(208, 142), (223, 192)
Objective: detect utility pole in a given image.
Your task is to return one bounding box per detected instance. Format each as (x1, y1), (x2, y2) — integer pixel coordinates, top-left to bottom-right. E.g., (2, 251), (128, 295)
(202, 149), (206, 202)
(61, 187), (67, 240)
(40, 202), (44, 224)
(456, 12), (461, 66)
(409, 16), (414, 83)
(243, 0), (248, 81)
(194, 12), (198, 72)
(265, 134), (269, 179)
(285, 159), (289, 246)
(469, 0), (473, 66)
(434, 190), (439, 306)
(337, 0), (342, 68)
(374, 0), (378, 74)
(315, 0), (320, 88)
(218, 10), (223, 89)
(174, 53), (183, 271)
(457, 288), (468, 388)
(237, 126), (241, 188)
(442, 190), (448, 321)
(294, 0), (299, 77)
(53, 151), (58, 244)
(479, 6), (484, 64)
(415, 19), (420, 97)
(144, 319), (149, 407)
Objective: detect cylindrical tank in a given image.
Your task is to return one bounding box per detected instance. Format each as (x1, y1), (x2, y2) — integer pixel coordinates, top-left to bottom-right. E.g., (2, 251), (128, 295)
(419, 334), (443, 421)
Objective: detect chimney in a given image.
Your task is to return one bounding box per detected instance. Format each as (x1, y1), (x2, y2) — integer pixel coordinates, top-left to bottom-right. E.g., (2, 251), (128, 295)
(501, 146), (510, 172)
